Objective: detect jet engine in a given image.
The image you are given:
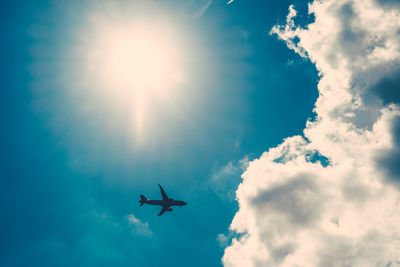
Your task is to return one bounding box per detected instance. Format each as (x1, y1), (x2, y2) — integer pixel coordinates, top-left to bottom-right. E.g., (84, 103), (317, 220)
(168, 208), (173, 211)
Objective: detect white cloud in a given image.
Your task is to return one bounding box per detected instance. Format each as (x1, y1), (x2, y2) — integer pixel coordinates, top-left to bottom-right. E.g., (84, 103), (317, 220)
(126, 214), (153, 237)
(223, 0), (400, 266)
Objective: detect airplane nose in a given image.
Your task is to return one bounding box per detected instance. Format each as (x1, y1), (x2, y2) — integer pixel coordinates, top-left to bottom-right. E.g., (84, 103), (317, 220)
(183, 201), (187, 206)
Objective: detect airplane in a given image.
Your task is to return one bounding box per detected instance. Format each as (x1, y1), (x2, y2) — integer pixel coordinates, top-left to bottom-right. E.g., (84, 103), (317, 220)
(139, 184), (187, 216)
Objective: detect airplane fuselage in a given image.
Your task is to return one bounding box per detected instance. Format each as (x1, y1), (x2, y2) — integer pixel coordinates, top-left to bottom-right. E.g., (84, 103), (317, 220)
(144, 198), (187, 208)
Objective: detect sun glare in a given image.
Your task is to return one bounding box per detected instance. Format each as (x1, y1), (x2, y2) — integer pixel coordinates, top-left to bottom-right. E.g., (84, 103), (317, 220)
(75, 8), (188, 146)
(92, 23), (183, 95)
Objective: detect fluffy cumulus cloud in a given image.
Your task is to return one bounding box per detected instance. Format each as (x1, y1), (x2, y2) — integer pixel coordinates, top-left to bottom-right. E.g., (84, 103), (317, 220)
(223, 0), (400, 266)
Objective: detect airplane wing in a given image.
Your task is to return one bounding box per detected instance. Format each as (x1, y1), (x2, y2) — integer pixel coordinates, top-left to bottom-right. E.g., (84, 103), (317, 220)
(157, 207), (167, 216)
(158, 184), (169, 201)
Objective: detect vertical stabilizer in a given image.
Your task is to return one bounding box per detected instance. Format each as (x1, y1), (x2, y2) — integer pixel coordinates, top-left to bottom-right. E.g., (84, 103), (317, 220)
(139, 194), (147, 206)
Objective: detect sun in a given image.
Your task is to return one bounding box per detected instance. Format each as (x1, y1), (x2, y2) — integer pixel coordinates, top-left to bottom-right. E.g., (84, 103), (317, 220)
(73, 8), (188, 145)
(90, 22), (184, 97)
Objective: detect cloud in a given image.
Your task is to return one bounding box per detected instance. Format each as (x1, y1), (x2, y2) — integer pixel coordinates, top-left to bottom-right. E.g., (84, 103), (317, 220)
(223, 0), (400, 266)
(210, 157), (249, 200)
(126, 214), (153, 237)
(217, 233), (230, 247)
(189, 0), (213, 18)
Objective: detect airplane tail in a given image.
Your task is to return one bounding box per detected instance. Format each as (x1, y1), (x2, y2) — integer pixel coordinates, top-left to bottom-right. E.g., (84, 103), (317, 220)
(139, 194), (147, 206)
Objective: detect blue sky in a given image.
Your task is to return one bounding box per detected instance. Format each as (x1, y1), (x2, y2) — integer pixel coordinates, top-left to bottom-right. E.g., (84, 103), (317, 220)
(1, 1), (318, 266)
(9, 0), (400, 266)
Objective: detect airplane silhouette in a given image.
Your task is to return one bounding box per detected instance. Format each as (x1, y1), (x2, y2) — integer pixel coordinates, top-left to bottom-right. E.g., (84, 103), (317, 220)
(139, 184), (187, 216)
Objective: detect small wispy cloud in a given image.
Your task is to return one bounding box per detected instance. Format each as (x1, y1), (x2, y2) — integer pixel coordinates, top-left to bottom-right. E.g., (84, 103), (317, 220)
(126, 214), (153, 237)
(217, 233), (230, 247)
(210, 156), (249, 200)
(191, 0), (212, 18)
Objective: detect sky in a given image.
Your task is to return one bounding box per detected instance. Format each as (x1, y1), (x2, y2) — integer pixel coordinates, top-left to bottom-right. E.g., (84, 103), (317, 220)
(2, 0), (400, 266)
